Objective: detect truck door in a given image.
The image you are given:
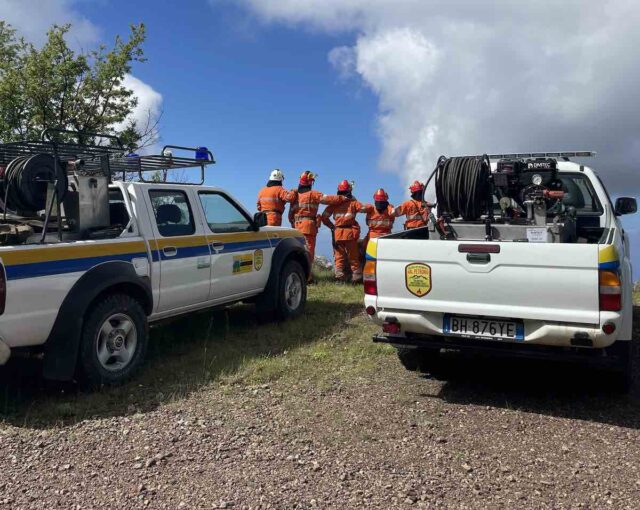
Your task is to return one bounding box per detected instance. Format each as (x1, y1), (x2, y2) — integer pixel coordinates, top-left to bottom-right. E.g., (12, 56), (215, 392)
(148, 188), (212, 311)
(196, 191), (272, 301)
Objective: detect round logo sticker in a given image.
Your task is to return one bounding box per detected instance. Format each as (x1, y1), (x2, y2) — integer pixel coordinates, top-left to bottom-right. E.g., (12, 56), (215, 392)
(254, 249), (264, 271)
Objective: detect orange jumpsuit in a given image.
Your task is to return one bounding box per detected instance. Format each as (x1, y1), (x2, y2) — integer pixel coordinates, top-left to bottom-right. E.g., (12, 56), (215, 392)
(256, 185), (297, 226)
(322, 199), (367, 282)
(393, 199), (430, 229)
(289, 191), (345, 264)
(364, 203), (395, 240)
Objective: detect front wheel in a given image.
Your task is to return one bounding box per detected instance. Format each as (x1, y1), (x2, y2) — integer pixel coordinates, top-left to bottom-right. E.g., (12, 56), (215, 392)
(76, 293), (148, 388)
(275, 260), (307, 320)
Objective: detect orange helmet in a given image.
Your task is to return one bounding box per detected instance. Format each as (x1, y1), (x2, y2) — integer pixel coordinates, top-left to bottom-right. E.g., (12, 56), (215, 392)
(299, 171), (316, 186)
(337, 179), (353, 192)
(373, 188), (388, 201)
(409, 181), (424, 193)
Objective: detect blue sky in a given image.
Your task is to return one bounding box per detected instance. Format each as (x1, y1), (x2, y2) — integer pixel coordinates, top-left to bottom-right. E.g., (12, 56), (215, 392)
(73, 0), (410, 256)
(2, 0), (638, 265)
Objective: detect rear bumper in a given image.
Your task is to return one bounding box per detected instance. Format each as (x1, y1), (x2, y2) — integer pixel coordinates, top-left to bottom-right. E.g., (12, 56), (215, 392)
(368, 308), (622, 349)
(0, 337), (10, 365)
(373, 333), (629, 367)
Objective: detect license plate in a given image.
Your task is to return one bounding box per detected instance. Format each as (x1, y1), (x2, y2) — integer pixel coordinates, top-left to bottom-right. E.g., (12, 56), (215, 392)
(443, 315), (524, 341)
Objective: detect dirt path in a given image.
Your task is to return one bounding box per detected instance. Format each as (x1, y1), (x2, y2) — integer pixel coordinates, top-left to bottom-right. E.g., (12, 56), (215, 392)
(1, 292), (639, 509)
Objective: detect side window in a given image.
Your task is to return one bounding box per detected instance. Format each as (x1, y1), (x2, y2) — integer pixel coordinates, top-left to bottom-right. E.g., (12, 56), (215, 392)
(149, 190), (195, 237)
(109, 188), (130, 227)
(199, 192), (251, 233)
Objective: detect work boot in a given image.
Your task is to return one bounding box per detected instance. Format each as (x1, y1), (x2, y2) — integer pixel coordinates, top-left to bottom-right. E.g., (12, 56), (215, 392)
(334, 270), (347, 283)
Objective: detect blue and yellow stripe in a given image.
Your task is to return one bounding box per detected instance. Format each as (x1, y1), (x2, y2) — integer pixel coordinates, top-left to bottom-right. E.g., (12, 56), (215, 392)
(365, 238), (378, 261)
(1, 240), (148, 280)
(598, 244), (619, 271)
(0, 230), (304, 281)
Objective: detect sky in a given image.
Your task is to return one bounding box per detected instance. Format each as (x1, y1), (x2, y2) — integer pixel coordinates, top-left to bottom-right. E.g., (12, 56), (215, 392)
(1, 0), (639, 265)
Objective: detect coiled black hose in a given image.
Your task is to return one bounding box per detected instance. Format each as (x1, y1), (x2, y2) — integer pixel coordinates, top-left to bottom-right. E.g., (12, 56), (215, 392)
(1, 154), (67, 213)
(435, 155), (491, 221)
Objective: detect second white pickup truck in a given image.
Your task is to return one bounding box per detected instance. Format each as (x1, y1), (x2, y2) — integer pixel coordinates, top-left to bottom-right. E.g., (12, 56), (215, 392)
(364, 152), (637, 389)
(0, 133), (309, 386)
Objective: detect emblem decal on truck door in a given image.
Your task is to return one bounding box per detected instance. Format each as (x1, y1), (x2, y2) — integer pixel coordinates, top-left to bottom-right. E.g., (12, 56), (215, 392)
(254, 249), (264, 271)
(405, 263), (431, 297)
(233, 254), (253, 274)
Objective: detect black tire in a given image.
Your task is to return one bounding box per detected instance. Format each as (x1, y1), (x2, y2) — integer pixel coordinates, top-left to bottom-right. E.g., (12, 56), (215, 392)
(76, 293), (148, 388)
(611, 339), (636, 393)
(397, 347), (440, 373)
(275, 260), (307, 320)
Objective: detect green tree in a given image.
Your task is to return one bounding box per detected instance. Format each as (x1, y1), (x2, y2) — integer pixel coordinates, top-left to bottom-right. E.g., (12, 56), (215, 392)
(0, 22), (158, 151)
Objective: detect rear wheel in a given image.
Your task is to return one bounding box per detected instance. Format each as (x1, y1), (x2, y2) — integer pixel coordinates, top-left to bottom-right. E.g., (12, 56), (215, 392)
(77, 293), (148, 388)
(275, 260), (307, 320)
(397, 347), (440, 373)
(611, 339), (636, 393)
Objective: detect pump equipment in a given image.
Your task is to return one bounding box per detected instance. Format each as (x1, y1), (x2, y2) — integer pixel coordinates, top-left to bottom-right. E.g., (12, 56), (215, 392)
(431, 154), (581, 243)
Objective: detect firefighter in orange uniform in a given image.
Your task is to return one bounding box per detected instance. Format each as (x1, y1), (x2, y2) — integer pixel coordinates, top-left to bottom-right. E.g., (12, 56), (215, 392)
(288, 171), (345, 271)
(363, 188), (395, 243)
(392, 180), (431, 229)
(321, 180), (367, 283)
(256, 169), (297, 226)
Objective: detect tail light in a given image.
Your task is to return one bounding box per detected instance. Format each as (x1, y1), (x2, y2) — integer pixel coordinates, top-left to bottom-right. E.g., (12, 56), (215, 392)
(0, 264), (6, 315)
(599, 270), (621, 312)
(363, 260), (377, 296)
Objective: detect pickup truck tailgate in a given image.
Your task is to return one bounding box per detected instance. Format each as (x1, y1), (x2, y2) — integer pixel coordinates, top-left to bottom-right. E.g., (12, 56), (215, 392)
(375, 240), (600, 324)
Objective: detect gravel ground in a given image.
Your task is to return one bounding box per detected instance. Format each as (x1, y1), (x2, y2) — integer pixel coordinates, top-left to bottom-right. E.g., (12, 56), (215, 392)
(1, 308), (639, 509)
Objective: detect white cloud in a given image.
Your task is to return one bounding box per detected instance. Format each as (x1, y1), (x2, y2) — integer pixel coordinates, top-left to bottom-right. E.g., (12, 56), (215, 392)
(120, 74), (163, 128)
(0, 0), (100, 47)
(118, 74), (164, 152)
(228, 0), (640, 194)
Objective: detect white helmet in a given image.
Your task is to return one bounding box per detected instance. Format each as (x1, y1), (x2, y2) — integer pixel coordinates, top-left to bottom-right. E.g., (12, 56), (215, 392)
(269, 169), (284, 182)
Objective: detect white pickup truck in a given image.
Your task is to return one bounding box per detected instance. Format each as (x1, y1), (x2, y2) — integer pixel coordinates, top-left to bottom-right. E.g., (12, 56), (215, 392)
(364, 152), (637, 388)
(0, 134), (309, 386)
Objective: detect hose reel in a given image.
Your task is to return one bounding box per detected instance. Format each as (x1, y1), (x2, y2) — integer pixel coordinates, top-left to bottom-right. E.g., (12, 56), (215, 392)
(1, 154), (68, 213)
(434, 155), (491, 221)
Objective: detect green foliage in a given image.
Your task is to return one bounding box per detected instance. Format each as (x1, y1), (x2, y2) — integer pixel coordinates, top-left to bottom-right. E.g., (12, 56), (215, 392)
(0, 21), (153, 149)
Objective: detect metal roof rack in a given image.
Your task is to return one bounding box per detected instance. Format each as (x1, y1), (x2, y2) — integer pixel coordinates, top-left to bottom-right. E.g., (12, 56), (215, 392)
(0, 129), (125, 176)
(113, 145), (216, 185)
(486, 151), (596, 160)
(0, 129), (216, 184)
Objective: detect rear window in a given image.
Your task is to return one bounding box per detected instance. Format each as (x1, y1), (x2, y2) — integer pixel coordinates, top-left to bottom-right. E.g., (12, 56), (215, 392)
(559, 173), (602, 215)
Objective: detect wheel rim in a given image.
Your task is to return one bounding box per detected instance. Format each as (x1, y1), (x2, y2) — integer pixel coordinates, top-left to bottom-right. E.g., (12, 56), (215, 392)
(95, 313), (138, 372)
(284, 272), (303, 311)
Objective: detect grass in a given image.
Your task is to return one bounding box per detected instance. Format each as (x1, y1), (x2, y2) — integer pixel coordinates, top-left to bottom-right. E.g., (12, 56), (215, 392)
(0, 269), (393, 428)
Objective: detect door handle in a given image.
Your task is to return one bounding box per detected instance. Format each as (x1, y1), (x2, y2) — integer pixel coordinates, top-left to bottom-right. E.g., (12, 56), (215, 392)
(211, 242), (224, 253)
(162, 246), (177, 257)
(467, 253), (490, 264)
(197, 257), (211, 269)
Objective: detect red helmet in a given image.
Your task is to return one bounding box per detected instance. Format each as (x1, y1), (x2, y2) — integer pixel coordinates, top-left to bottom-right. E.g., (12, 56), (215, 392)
(373, 188), (388, 201)
(337, 179), (353, 192)
(299, 171), (316, 186)
(409, 181), (424, 193)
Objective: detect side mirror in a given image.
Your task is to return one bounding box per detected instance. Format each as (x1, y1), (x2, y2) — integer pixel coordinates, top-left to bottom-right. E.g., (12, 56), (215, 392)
(253, 211), (268, 228)
(614, 197), (637, 216)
